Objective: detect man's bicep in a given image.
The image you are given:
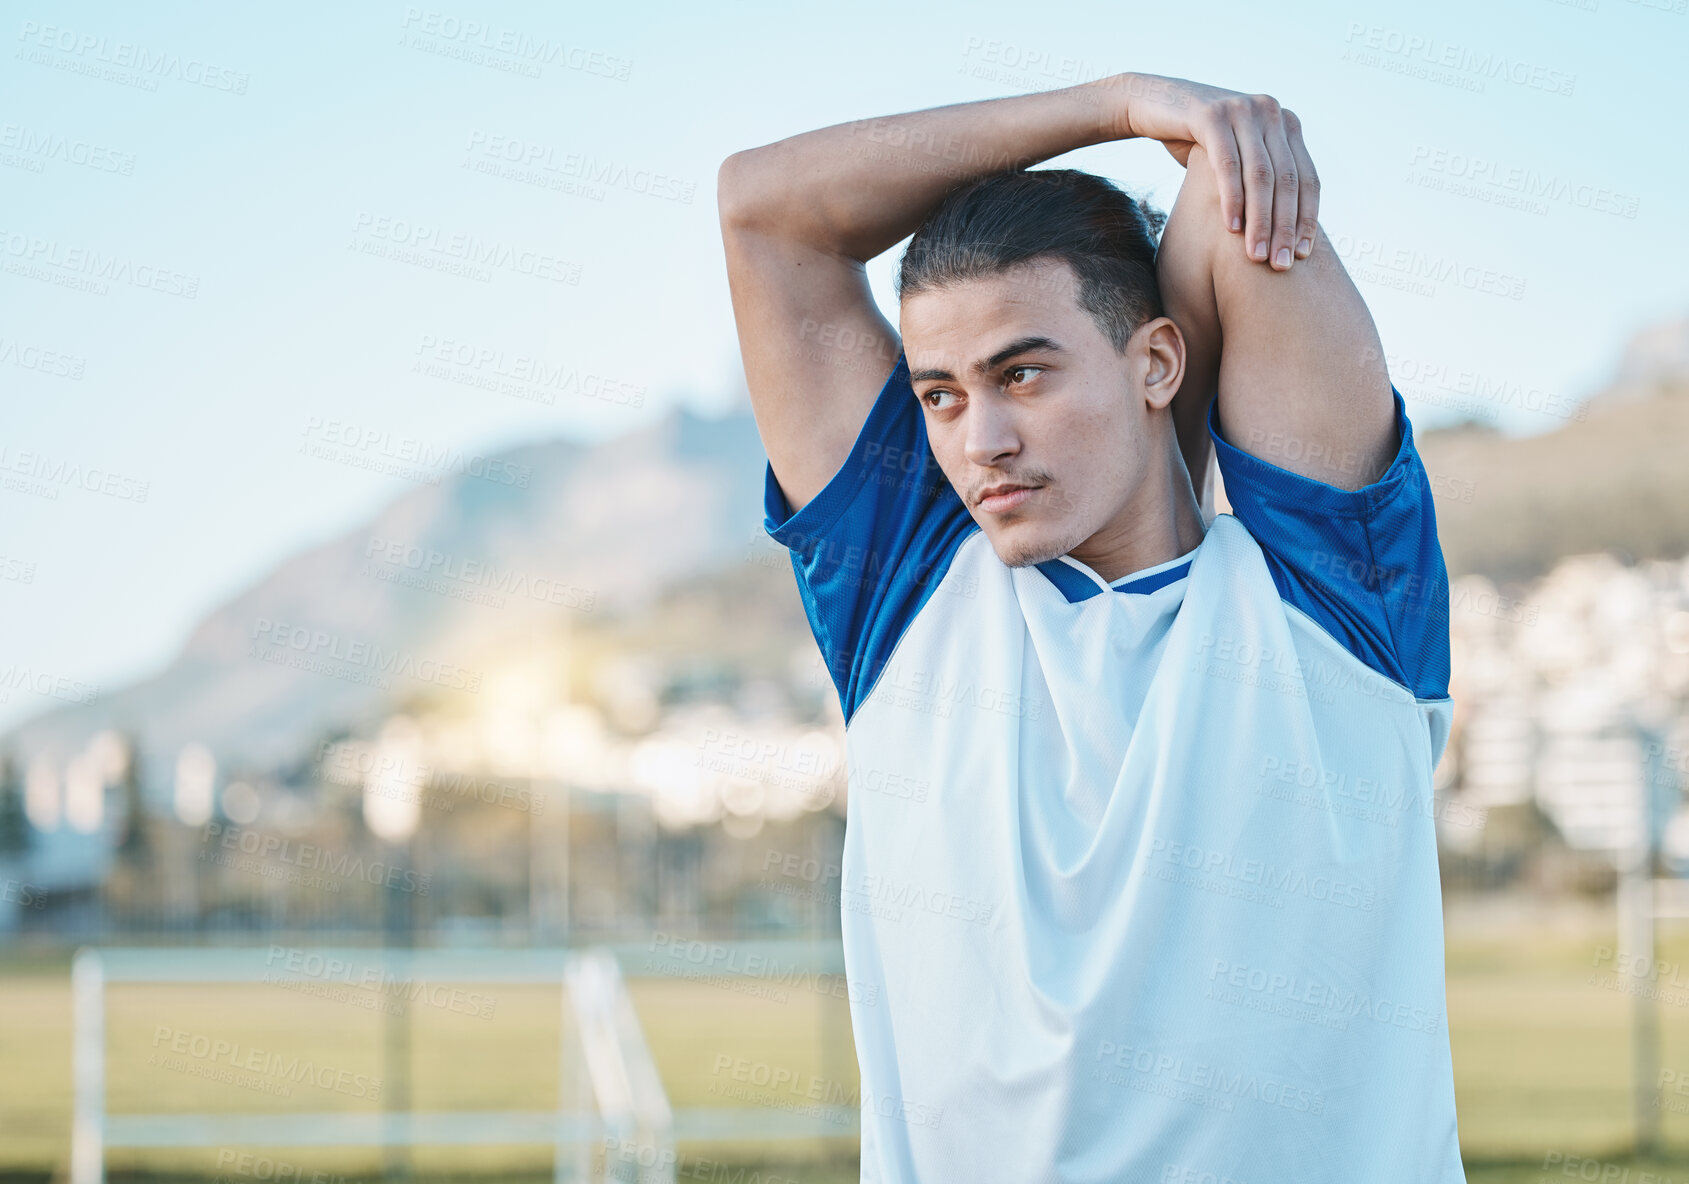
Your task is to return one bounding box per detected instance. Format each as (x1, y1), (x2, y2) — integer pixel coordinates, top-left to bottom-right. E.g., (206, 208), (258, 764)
(722, 225), (901, 513)
(1167, 147), (1396, 491)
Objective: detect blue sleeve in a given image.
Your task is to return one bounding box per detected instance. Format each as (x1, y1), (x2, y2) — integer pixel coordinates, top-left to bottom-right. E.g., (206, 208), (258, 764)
(1208, 389), (1451, 700)
(763, 353), (978, 724)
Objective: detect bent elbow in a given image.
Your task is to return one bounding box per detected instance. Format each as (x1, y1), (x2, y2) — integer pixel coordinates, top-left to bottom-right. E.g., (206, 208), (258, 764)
(717, 148), (777, 234)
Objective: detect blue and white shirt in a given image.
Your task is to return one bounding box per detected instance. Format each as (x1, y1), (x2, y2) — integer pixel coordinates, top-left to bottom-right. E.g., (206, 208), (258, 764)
(763, 354), (1464, 1184)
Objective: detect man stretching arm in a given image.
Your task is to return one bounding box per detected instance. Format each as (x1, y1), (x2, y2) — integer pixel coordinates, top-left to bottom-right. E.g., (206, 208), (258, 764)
(721, 73), (1461, 1184)
(718, 76), (1314, 526)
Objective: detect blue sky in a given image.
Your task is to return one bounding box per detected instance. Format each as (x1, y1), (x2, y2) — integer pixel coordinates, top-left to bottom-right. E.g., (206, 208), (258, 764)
(2, 0), (1685, 733)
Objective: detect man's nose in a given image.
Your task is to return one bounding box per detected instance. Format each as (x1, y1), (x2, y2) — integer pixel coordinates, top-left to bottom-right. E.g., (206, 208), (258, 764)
(962, 401), (1021, 467)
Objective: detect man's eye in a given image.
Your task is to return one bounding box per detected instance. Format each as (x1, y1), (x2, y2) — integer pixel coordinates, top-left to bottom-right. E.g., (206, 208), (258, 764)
(1007, 365), (1042, 385)
(922, 389), (957, 410)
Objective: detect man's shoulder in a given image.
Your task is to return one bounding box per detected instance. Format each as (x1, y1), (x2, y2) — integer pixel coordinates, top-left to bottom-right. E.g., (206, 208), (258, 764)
(1197, 511), (1450, 701)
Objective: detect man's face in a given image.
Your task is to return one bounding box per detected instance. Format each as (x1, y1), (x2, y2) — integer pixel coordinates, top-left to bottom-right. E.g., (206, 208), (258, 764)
(901, 257), (1168, 569)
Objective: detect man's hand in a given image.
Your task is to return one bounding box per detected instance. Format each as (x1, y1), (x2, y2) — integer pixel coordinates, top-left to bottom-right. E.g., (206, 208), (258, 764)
(1108, 74), (1319, 273)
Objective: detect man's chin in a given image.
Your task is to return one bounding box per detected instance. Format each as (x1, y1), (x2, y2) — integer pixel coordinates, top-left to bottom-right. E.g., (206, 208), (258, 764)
(988, 522), (1077, 569)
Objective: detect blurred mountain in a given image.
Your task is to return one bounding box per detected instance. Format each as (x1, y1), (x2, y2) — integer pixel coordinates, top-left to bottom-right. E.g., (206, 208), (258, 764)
(1417, 316), (1689, 584)
(8, 314), (1689, 796)
(3, 404), (775, 790)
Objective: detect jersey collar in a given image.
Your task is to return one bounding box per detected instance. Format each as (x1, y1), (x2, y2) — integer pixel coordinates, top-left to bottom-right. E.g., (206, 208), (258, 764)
(1035, 541), (1202, 604)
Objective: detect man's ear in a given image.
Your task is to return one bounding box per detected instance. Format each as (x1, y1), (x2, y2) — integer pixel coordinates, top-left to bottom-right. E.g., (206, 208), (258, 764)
(1132, 316), (1186, 411)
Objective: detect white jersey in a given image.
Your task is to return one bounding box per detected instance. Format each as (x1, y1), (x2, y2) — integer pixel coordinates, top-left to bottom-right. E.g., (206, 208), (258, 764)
(763, 355), (1465, 1183)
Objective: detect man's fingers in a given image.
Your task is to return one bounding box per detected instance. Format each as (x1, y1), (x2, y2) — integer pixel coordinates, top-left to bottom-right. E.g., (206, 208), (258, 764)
(1198, 122), (1247, 236)
(1263, 120), (1301, 271)
(1284, 112), (1320, 258)
(1234, 127), (1275, 264)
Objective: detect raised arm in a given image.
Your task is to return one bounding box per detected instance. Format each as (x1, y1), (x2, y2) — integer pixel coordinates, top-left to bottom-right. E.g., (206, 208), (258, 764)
(718, 84), (1122, 515)
(718, 75), (1321, 515)
(1157, 139), (1397, 493)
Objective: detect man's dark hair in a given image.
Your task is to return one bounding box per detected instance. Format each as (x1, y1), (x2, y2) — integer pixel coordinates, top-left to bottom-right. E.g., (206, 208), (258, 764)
(895, 168), (1166, 354)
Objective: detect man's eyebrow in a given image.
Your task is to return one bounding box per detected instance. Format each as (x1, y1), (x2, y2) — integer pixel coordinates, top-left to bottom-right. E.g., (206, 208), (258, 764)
(908, 336), (1064, 385)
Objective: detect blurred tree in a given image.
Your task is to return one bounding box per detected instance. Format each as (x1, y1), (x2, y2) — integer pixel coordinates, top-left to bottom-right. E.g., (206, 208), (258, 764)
(113, 732), (149, 865)
(0, 751), (28, 858)
(101, 733), (157, 926)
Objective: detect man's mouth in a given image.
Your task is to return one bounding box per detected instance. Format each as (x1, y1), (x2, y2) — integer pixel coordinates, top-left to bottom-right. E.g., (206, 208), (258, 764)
(976, 483), (1041, 514)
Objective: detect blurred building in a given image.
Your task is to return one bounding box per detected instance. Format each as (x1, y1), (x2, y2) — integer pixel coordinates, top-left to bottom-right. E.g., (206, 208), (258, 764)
(1441, 553), (1689, 889)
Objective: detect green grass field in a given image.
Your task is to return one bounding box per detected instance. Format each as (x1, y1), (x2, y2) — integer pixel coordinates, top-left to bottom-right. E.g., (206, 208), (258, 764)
(5, 907), (1689, 1182)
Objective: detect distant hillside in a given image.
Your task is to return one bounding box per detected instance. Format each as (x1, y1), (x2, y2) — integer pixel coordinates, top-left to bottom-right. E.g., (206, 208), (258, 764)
(3, 404), (772, 791)
(1419, 317), (1689, 584)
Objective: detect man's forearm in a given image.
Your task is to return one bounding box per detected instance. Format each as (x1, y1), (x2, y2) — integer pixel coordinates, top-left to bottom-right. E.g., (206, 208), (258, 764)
(718, 76), (1138, 263)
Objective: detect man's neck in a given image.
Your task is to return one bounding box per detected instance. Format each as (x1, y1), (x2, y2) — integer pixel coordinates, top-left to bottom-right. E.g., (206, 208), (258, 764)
(1063, 449), (1208, 584)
